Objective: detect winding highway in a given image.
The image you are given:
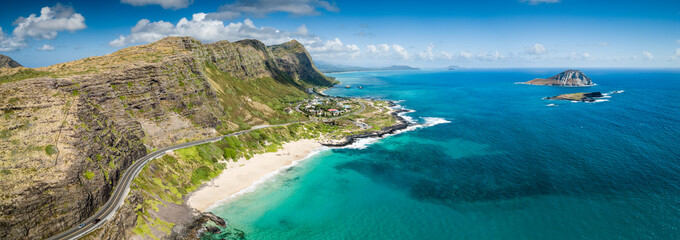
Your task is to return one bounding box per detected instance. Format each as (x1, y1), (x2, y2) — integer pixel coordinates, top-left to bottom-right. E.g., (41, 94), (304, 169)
(47, 123), (299, 240)
(49, 96), (368, 239)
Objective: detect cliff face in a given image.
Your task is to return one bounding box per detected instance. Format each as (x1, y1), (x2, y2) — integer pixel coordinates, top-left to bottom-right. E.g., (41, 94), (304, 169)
(0, 54), (22, 68)
(526, 69), (593, 86)
(0, 37), (330, 239)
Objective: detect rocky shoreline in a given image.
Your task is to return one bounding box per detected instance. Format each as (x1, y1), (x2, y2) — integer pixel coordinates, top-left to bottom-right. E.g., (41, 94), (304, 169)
(321, 105), (413, 147)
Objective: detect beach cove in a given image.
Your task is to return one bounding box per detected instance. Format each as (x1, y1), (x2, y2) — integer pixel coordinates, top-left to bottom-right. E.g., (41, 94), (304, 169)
(187, 139), (324, 212)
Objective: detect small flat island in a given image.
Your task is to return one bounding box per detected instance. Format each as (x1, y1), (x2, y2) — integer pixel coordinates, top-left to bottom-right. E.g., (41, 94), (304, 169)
(546, 92), (603, 102)
(525, 69), (593, 86)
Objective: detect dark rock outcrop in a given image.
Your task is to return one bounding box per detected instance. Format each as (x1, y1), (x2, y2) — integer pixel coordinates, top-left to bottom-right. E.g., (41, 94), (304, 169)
(546, 92), (603, 102)
(526, 69), (593, 86)
(321, 107), (412, 147)
(0, 54), (22, 68)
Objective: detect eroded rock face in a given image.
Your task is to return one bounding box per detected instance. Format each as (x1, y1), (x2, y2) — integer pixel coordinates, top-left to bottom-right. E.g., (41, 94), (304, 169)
(0, 54), (22, 68)
(0, 36), (330, 239)
(526, 69), (593, 86)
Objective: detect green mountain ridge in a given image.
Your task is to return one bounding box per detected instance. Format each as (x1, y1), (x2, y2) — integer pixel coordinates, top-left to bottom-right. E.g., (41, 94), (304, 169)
(0, 36), (334, 239)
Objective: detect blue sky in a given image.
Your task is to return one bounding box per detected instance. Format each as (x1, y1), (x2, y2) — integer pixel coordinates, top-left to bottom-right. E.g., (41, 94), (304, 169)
(1, 0), (679, 68)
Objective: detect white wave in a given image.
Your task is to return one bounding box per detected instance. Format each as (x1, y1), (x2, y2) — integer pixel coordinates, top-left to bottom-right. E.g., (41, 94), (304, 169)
(340, 137), (382, 150)
(421, 117), (451, 127)
(571, 101), (579, 103)
(514, 82), (529, 85)
(205, 146), (329, 211)
(590, 99), (609, 103)
(602, 95), (612, 98)
(546, 103), (557, 107)
(610, 90), (625, 94)
(397, 109), (417, 124)
(339, 115), (450, 150)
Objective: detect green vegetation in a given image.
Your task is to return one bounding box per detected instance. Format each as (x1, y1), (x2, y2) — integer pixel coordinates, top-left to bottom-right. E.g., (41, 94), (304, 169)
(202, 63), (310, 132)
(45, 145), (59, 156)
(83, 170), (95, 180)
(0, 69), (50, 85)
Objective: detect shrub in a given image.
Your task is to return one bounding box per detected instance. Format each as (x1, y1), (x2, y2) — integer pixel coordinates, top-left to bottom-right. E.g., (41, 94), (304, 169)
(83, 170), (95, 180)
(45, 145), (59, 155)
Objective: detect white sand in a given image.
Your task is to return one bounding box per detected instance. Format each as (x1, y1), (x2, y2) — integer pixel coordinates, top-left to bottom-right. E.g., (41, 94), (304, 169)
(187, 139), (323, 211)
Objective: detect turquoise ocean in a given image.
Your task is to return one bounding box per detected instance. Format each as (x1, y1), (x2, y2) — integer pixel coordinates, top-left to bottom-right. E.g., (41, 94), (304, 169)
(204, 69), (680, 239)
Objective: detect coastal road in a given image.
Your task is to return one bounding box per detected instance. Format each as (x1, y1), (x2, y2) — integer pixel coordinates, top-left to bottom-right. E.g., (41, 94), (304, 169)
(49, 97), (368, 239)
(47, 122), (301, 240)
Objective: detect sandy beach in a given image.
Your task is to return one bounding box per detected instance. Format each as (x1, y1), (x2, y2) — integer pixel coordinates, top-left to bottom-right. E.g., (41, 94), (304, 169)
(187, 139), (323, 211)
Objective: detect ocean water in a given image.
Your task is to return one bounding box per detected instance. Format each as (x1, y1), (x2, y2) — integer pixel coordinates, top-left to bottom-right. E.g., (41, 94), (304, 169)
(205, 69), (680, 239)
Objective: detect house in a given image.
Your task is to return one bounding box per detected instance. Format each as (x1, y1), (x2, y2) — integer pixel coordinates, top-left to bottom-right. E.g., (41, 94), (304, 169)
(328, 109), (340, 116)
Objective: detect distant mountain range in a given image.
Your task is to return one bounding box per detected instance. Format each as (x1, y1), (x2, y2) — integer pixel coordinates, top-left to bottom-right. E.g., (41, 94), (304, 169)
(315, 61), (420, 73)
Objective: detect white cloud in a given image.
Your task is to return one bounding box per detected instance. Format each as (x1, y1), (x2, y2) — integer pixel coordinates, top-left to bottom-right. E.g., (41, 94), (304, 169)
(365, 43), (409, 59)
(642, 51), (654, 60)
(211, 0), (339, 19)
(392, 44), (409, 59)
(670, 48), (680, 60)
(295, 24), (309, 36)
(598, 42), (609, 47)
(110, 14), (297, 46)
(525, 43), (546, 55)
(0, 4), (85, 52)
(676, 40), (680, 44)
(121, 0), (193, 10)
(568, 52), (591, 60)
(416, 43), (460, 60)
(0, 27), (26, 52)
(12, 4), (86, 40)
(110, 14), (360, 59)
(38, 44), (55, 51)
(300, 38), (360, 58)
(520, 0), (560, 5)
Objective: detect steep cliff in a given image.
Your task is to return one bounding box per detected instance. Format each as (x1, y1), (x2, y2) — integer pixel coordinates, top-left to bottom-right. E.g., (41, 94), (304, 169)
(525, 69), (593, 86)
(0, 54), (21, 68)
(0, 37), (331, 239)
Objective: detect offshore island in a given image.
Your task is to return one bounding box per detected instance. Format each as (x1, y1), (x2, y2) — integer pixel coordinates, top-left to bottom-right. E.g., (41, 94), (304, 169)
(0, 37), (410, 239)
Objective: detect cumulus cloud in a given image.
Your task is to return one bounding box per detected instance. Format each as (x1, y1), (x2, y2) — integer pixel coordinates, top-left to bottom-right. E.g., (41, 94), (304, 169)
(598, 42), (609, 47)
(520, 0), (560, 5)
(12, 4), (86, 40)
(365, 43), (409, 59)
(211, 0), (339, 19)
(110, 14), (360, 59)
(525, 43), (546, 55)
(642, 51), (654, 60)
(0, 27), (26, 51)
(0, 4), (86, 52)
(300, 37), (360, 58)
(121, 0), (193, 10)
(38, 44), (55, 51)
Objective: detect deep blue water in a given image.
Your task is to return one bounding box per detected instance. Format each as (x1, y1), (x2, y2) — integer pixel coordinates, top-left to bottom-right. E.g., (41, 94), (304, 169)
(206, 69), (680, 239)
